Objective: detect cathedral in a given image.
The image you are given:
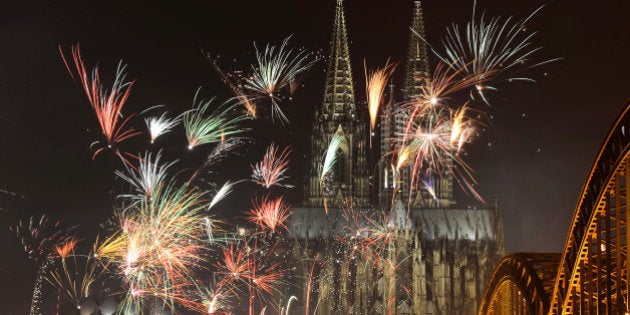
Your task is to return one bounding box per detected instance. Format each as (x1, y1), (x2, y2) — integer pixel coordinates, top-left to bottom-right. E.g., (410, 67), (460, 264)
(284, 1), (505, 314)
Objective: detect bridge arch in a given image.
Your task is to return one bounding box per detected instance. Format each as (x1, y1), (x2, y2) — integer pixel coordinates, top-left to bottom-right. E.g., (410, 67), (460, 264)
(481, 102), (630, 314)
(479, 253), (560, 315)
(549, 103), (630, 314)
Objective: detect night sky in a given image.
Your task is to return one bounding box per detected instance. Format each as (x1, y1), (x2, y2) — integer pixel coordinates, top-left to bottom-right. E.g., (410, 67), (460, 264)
(1, 0), (629, 312)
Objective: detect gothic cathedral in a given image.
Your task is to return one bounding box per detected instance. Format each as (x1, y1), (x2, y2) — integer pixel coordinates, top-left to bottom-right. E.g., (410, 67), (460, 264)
(285, 1), (505, 314)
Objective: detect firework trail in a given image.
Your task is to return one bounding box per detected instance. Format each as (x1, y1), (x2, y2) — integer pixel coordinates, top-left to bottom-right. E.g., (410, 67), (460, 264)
(251, 143), (293, 188)
(244, 36), (318, 124)
(186, 137), (251, 183)
(365, 60), (397, 146)
(319, 131), (347, 214)
(422, 178), (438, 201)
(304, 253), (326, 315)
(320, 131), (346, 182)
(206, 52), (257, 117)
(204, 216), (215, 242)
(183, 89), (247, 150)
(450, 105), (477, 157)
(206, 137), (251, 167)
(284, 295), (297, 315)
(144, 112), (181, 144)
(59, 45), (141, 165)
(209, 181), (237, 210)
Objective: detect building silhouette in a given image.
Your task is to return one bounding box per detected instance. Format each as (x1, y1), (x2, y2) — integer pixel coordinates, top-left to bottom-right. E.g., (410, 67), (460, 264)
(285, 1), (504, 314)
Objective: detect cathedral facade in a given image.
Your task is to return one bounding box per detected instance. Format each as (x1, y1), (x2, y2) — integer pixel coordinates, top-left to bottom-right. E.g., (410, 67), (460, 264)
(284, 1), (504, 314)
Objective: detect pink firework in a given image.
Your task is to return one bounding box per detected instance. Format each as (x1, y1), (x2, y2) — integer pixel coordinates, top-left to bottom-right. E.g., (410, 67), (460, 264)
(216, 243), (250, 285)
(251, 143), (293, 188)
(245, 195), (291, 233)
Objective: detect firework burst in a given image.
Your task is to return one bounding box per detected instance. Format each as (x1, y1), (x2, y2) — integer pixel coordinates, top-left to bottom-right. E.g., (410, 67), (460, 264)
(365, 60), (397, 137)
(60, 45), (141, 163)
(244, 36), (318, 124)
(392, 4), (556, 204)
(183, 89), (247, 150)
(95, 179), (209, 312)
(438, 6), (551, 82)
(251, 143), (293, 189)
(246, 195), (291, 233)
(144, 112), (181, 144)
(46, 242), (105, 311)
(115, 150), (176, 201)
(202, 283), (232, 314)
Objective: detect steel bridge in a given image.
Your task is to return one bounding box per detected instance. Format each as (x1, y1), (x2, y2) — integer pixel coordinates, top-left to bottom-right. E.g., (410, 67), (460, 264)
(480, 103), (630, 315)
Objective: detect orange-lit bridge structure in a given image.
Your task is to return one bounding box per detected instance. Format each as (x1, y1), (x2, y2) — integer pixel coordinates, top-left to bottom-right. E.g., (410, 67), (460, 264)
(480, 103), (630, 315)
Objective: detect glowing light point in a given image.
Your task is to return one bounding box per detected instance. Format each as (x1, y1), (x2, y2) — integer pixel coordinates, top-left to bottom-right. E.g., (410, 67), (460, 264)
(430, 97), (438, 105)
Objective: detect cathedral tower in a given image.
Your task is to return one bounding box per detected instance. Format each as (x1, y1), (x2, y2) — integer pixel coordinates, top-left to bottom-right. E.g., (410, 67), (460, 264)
(405, 1), (454, 207)
(304, 0), (369, 208)
(384, 1), (454, 208)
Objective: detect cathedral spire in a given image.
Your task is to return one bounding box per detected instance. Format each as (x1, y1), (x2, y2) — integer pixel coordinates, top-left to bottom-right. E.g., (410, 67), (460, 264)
(403, 1), (431, 101)
(304, 0), (369, 208)
(323, 0), (356, 116)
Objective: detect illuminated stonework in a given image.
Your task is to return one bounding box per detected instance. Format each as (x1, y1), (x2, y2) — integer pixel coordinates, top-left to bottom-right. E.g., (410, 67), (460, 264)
(293, 2), (505, 314)
(304, 0), (369, 209)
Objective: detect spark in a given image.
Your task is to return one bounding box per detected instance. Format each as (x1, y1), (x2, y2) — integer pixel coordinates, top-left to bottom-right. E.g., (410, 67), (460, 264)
(206, 137), (250, 167)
